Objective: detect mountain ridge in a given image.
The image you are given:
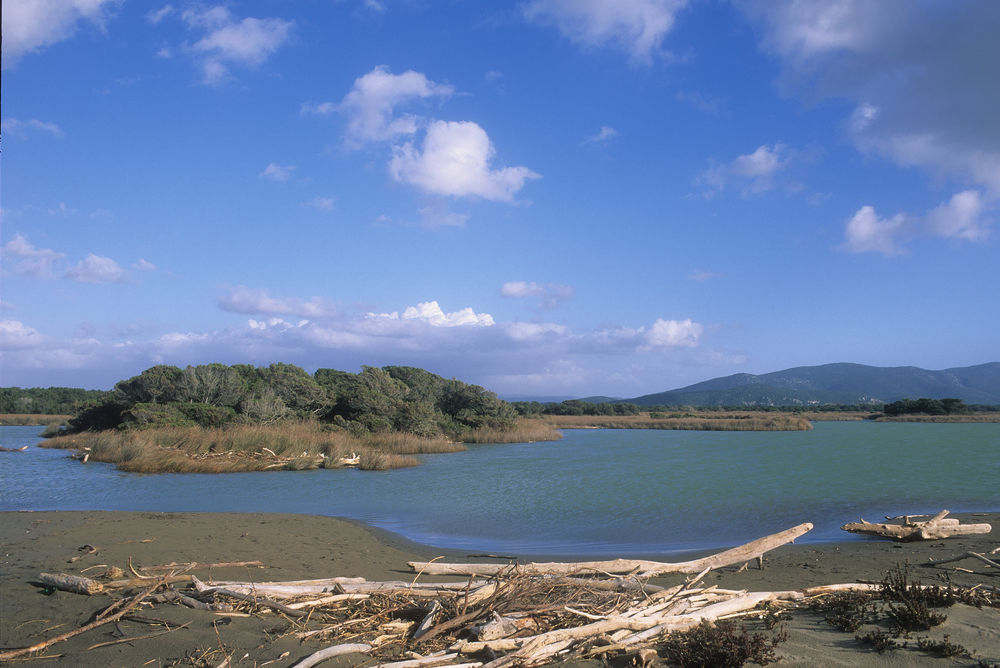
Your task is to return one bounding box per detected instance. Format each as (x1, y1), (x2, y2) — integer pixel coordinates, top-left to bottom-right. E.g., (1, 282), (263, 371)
(624, 362), (1000, 406)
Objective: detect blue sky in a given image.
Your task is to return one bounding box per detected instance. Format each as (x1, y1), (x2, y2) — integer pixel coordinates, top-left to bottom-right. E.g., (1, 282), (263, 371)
(2, 0), (998, 398)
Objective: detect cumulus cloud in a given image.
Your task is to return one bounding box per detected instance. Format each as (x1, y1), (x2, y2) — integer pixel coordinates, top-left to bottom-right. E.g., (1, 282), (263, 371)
(64, 254), (125, 283)
(699, 143), (793, 196)
(1, 0), (120, 67)
(645, 318), (702, 348)
(390, 120), (540, 202)
(217, 286), (340, 319)
(339, 66), (454, 147)
(742, 0), (1000, 196)
(523, 0), (687, 64)
(843, 206), (909, 256)
(259, 162), (296, 182)
(501, 281), (574, 309)
(171, 6), (293, 84)
(303, 196), (336, 212)
(1, 118), (64, 138)
(925, 190), (991, 242)
(2, 235), (66, 278)
(368, 301), (495, 328)
(843, 190), (993, 256)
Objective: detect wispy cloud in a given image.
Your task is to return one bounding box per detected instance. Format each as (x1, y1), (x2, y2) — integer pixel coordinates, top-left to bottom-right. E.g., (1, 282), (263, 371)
(501, 281), (575, 309)
(1, 235), (66, 278)
(584, 125), (618, 144)
(65, 254), (125, 284)
(259, 163), (296, 182)
(1, 118), (64, 138)
(523, 0), (687, 64)
(698, 143), (794, 196)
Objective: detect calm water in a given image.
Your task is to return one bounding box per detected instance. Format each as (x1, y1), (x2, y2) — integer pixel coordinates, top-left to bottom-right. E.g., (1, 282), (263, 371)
(1, 423), (997, 556)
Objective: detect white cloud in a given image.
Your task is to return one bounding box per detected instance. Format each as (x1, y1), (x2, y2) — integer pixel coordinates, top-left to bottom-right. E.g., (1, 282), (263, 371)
(368, 301), (495, 328)
(64, 254), (125, 283)
(925, 190), (991, 242)
(699, 143), (792, 195)
(1, 118), (64, 138)
(585, 126), (617, 144)
(0, 320), (45, 349)
(645, 318), (702, 348)
(177, 6), (294, 84)
(132, 258), (157, 272)
(742, 0), (1000, 196)
(390, 120), (540, 202)
(1, 0), (120, 67)
(259, 162), (296, 182)
(2, 234), (66, 278)
(501, 281), (574, 309)
(843, 205), (908, 256)
(688, 269), (721, 282)
(339, 66), (454, 146)
(844, 191), (993, 256)
(523, 0), (687, 64)
(217, 286), (340, 319)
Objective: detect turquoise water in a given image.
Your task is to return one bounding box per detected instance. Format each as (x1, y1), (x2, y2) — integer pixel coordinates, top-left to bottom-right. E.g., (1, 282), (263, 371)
(1, 423), (997, 556)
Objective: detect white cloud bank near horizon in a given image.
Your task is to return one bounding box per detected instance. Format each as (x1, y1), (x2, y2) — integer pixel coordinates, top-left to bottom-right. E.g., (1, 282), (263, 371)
(0, 286), (709, 396)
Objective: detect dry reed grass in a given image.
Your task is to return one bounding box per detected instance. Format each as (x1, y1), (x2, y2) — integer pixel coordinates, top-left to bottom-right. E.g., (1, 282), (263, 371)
(0, 413), (71, 426)
(461, 419), (562, 443)
(542, 413), (813, 431)
(43, 422), (465, 473)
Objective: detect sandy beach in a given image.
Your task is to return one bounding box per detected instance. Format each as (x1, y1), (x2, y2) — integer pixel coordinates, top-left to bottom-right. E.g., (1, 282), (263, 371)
(1, 511), (997, 666)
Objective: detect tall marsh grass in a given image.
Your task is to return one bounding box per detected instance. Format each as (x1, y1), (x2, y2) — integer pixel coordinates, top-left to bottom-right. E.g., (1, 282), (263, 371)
(43, 422), (466, 473)
(542, 413), (813, 431)
(1, 413), (70, 427)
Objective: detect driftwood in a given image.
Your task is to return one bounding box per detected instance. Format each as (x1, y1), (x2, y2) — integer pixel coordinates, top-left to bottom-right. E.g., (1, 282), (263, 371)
(409, 522), (813, 577)
(0, 576), (168, 661)
(33, 572), (104, 595)
(841, 510), (992, 541)
(0, 445), (29, 452)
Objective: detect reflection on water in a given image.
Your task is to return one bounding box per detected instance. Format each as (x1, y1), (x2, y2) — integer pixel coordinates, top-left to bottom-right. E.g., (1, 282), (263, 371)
(2, 423), (997, 556)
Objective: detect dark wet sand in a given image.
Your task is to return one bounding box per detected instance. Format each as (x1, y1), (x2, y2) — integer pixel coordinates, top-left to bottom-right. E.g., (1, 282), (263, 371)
(1, 511), (997, 666)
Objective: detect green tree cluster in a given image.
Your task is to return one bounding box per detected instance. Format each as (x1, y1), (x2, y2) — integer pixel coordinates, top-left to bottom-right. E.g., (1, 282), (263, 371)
(67, 363), (516, 438)
(0, 387), (106, 414)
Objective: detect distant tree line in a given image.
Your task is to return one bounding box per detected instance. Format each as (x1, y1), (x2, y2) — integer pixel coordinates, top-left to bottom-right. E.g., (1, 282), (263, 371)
(881, 397), (969, 416)
(511, 400), (642, 417)
(0, 387), (106, 415)
(65, 363), (516, 438)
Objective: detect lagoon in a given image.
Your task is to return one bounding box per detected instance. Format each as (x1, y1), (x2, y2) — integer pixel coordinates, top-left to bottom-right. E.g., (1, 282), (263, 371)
(2, 422), (997, 556)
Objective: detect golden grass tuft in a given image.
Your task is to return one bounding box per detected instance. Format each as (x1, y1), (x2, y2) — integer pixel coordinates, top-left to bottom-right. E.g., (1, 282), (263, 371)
(0, 413), (71, 426)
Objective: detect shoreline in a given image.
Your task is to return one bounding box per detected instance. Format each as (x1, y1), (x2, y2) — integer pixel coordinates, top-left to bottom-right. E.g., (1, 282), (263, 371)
(1, 510), (997, 666)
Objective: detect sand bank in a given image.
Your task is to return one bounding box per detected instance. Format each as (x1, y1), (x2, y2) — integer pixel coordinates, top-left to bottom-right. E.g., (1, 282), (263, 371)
(1, 511), (997, 666)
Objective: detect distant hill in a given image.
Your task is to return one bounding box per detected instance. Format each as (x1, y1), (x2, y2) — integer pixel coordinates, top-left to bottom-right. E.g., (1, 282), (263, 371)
(626, 362), (1000, 407)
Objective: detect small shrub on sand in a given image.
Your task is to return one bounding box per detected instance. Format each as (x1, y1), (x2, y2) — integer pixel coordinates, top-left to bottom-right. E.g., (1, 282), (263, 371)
(658, 620), (787, 667)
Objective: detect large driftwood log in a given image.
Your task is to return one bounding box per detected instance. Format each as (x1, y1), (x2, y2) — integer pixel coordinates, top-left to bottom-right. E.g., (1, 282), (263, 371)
(841, 510), (992, 541)
(408, 523), (813, 577)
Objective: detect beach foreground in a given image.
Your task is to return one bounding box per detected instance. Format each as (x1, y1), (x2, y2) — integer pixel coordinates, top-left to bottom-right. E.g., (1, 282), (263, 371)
(1, 511), (997, 666)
